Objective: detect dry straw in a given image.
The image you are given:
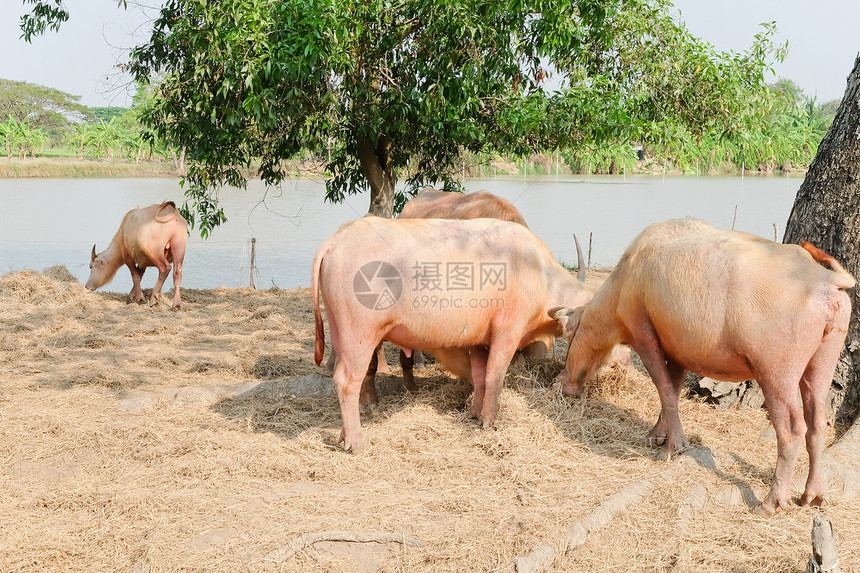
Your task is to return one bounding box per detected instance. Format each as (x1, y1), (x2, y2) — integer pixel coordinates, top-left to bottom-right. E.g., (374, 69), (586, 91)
(0, 267), (857, 572)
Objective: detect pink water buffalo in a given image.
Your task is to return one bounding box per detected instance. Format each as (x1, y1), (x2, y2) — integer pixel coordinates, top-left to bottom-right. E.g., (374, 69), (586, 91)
(399, 188), (529, 227)
(86, 201), (188, 310)
(354, 188), (580, 406)
(550, 218), (854, 515)
(312, 216), (597, 453)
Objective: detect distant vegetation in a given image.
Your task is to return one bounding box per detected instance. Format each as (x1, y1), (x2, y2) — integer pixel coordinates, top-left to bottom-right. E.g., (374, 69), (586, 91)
(0, 77), (839, 177)
(0, 80), (180, 167)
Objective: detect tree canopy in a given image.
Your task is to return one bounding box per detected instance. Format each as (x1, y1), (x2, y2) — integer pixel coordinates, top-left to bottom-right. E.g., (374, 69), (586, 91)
(0, 79), (90, 137)
(20, 0), (785, 235)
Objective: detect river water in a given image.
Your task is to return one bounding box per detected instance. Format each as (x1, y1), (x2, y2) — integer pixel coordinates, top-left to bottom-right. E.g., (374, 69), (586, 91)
(0, 174), (801, 292)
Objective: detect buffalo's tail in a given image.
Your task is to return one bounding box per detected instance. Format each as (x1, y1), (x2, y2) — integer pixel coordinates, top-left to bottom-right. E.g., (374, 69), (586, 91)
(312, 243), (330, 366)
(155, 200), (178, 223)
(801, 241), (856, 289)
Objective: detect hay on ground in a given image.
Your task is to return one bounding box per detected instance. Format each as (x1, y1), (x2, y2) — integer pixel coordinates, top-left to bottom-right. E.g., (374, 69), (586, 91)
(0, 268), (857, 572)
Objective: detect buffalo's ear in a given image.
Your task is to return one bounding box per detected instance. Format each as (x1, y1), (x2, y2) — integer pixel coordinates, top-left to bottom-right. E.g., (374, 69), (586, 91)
(91, 245), (97, 262)
(549, 306), (585, 339)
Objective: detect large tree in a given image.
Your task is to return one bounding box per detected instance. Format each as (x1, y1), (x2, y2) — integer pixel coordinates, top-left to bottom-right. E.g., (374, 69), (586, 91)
(20, 0), (783, 234)
(0, 79), (89, 135)
(783, 54), (860, 429)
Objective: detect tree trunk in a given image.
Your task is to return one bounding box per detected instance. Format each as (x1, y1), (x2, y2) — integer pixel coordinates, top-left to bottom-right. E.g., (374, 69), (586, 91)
(783, 54), (860, 427)
(357, 134), (395, 218)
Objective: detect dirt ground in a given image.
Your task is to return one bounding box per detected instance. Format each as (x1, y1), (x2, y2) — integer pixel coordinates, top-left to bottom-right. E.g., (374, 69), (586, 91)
(0, 266), (857, 572)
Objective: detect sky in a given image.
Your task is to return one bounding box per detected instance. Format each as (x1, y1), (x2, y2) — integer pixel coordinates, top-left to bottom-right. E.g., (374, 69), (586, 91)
(672, 0), (859, 103)
(0, 0), (154, 108)
(0, 0), (858, 108)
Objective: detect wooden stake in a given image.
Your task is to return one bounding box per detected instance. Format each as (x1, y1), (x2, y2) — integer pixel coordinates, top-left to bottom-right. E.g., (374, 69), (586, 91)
(806, 514), (840, 573)
(249, 238), (257, 290)
(587, 232), (593, 269)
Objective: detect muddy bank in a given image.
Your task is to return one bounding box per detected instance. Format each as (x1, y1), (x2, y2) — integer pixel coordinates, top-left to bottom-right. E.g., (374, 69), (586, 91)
(0, 268), (858, 572)
(0, 157), (327, 179)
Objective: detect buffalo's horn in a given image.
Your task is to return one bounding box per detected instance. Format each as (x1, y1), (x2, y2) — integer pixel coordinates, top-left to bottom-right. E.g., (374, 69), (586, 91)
(91, 244), (97, 262)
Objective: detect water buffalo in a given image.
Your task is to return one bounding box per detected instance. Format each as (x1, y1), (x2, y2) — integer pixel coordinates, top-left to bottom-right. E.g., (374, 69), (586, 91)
(86, 201), (188, 310)
(354, 188), (581, 406)
(399, 188), (529, 226)
(312, 216), (597, 453)
(550, 218), (854, 515)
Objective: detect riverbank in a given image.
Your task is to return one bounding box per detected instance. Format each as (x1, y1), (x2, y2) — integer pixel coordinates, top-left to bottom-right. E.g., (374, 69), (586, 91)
(0, 155), (805, 180)
(0, 157), (328, 179)
(0, 157), (324, 179)
(0, 157), (180, 178)
(0, 266), (857, 572)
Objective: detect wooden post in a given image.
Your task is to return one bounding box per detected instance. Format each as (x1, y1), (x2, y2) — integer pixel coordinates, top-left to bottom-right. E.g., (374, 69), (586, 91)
(773, 223), (778, 242)
(731, 205), (738, 230)
(249, 238), (257, 289)
(587, 232), (593, 269)
(806, 514), (840, 573)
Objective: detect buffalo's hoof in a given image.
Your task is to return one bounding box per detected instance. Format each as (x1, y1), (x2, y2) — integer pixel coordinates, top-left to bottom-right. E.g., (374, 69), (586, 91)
(469, 404), (482, 421)
(171, 304), (181, 312)
(358, 392), (379, 408)
(654, 441), (689, 461)
(799, 494), (827, 509)
(645, 435), (667, 448)
(561, 383), (582, 397)
(344, 438), (367, 454)
(338, 429), (367, 454)
(752, 503), (773, 517)
(752, 497), (790, 516)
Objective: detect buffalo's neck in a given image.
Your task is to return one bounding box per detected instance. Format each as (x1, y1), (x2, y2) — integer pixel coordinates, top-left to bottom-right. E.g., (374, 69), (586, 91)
(566, 282), (623, 383)
(100, 240), (124, 273)
(547, 264), (594, 310)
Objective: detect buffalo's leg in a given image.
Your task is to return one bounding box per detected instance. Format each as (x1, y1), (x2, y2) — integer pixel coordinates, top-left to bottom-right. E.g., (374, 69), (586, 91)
(755, 369), (807, 515)
(413, 350), (425, 368)
(127, 263), (146, 304)
(375, 343), (391, 373)
(334, 343), (378, 453)
(479, 340), (519, 429)
(646, 359), (687, 449)
(149, 254), (172, 304)
(799, 363), (831, 509)
(169, 245), (185, 310)
(631, 318), (689, 456)
(799, 311), (848, 508)
(359, 346), (380, 407)
(400, 350), (417, 392)
(469, 347), (489, 421)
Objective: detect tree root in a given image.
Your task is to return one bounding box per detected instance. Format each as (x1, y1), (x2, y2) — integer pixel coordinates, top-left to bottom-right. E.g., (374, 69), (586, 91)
(511, 449), (703, 573)
(265, 530), (423, 564)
